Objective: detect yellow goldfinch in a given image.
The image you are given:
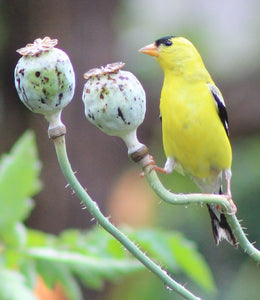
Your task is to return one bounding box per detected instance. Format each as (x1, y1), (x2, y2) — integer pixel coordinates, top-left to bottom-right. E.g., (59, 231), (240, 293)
(139, 36), (237, 246)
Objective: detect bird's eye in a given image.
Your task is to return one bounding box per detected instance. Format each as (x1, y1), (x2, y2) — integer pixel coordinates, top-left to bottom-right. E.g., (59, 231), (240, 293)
(164, 40), (172, 46)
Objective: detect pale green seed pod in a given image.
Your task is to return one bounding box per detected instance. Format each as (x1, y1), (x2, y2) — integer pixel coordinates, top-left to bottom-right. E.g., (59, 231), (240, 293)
(82, 62), (146, 154)
(14, 37), (75, 118)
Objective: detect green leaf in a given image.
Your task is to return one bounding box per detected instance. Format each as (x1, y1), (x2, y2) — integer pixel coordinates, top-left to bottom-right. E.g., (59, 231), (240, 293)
(59, 228), (143, 289)
(58, 227), (215, 293)
(128, 228), (216, 293)
(60, 228), (126, 258)
(0, 267), (36, 300)
(25, 228), (143, 296)
(169, 233), (216, 293)
(58, 227), (216, 292)
(26, 225), (214, 297)
(128, 229), (179, 270)
(71, 265), (105, 290)
(27, 246), (143, 291)
(35, 260), (83, 300)
(1, 222), (27, 248)
(19, 259), (37, 289)
(72, 254), (143, 290)
(27, 229), (57, 247)
(0, 130), (41, 228)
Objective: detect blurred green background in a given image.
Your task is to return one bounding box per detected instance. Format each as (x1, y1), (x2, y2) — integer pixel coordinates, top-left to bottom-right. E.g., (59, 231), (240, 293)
(1, 0), (260, 299)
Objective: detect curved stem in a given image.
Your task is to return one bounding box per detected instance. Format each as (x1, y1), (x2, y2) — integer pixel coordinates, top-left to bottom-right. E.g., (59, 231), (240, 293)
(226, 215), (260, 261)
(144, 168), (229, 206)
(143, 165), (260, 263)
(53, 135), (201, 300)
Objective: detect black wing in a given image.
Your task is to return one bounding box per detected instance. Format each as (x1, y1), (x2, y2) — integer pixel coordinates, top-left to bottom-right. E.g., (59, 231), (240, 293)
(208, 84), (229, 137)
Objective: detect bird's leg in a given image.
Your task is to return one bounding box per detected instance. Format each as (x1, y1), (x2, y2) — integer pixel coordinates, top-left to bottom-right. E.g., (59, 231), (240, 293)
(224, 169), (237, 215)
(163, 156), (175, 174)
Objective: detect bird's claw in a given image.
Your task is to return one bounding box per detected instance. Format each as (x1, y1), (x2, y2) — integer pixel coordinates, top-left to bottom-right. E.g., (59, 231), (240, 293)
(149, 164), (167, 174)
(139, 155), (166, 177)
(226, 196), (237, 215)
(216, 195), (237, 215)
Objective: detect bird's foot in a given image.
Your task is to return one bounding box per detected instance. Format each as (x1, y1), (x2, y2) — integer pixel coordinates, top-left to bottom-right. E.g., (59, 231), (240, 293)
(139, 155), (166, 177)
(226, 196), (237, 215)
(216, 195), (237, 215)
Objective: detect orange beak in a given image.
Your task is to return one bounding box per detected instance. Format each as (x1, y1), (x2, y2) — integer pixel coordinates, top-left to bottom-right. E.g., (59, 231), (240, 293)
(139, 43), (159, 57)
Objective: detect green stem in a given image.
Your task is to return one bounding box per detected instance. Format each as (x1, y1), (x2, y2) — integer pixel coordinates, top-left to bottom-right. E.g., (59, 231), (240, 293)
(143, 166), (260, 263)
(226, 215), (260, 261)
(144, 169), (228, 205)
(53, 135), (201, 300)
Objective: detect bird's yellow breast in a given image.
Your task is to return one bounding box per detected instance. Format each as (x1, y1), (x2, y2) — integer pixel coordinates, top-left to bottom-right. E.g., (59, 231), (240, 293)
(160, 76), (232, 179)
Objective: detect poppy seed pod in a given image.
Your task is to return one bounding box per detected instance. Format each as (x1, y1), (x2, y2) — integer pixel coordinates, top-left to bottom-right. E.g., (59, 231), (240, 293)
(82, 62), (146, 154)
(14, 37), (75, 118)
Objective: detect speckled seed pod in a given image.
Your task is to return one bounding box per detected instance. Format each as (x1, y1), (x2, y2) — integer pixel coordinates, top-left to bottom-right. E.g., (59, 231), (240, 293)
(82, 62), (146, 153)
(14, 37), (75, 117)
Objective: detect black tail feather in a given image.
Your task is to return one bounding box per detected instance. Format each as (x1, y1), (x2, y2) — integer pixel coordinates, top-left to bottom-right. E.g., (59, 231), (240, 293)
(207, 204), (238, 248)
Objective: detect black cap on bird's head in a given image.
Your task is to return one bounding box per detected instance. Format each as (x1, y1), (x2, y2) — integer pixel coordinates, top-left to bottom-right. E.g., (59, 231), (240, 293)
(139, 36), (176, 57)
(155, 36), (176, 47)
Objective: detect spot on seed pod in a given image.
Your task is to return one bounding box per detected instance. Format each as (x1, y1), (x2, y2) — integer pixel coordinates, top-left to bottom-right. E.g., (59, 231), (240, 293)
(102, 104), (108, 113)
(117, 107), (128, 125)
(118, 84), (124, 92)
(19, 69), (25, 76)
(88, 112), (95, 120)
(100, 84), (109, 100)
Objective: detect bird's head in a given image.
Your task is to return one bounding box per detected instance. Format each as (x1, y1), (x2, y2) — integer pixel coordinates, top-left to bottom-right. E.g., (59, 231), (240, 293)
(139, 36), (203, 72)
